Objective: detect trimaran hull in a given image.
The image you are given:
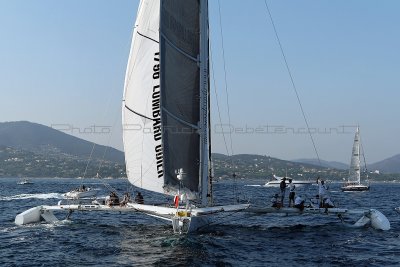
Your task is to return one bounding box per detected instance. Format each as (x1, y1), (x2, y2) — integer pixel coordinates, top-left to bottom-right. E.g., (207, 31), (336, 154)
(15, 203), (251, 233)
(15, 202), (390, 231)
(13, 1), (391, 234)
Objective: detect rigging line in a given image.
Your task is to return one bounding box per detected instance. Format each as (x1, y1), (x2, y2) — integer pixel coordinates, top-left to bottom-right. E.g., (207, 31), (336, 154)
(95, 110), (118, 175)
(82, 25), (134, 182)
(263, 0), (322, 167)
(210, 46), (230, 156)
(93, 110), (120, 194)
(217, 0), (234, 158)
(217, 0), (239, 199)
(79, 112), (115, 182)
(359, 133), (369, 175)
(82, 142), (96, 179)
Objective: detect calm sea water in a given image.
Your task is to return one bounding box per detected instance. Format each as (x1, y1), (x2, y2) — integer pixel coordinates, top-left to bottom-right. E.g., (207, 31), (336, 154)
(1, 178), (399, 266)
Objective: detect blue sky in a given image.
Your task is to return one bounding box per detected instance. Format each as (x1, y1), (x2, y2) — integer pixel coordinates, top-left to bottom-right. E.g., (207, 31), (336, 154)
(1, 0), (399, 163)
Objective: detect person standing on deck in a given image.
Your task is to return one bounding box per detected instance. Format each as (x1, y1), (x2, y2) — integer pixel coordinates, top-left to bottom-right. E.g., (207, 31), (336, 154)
(280, 177), (287, 207)
(317, 177), (329, 208)
(288, 179), (296, 207)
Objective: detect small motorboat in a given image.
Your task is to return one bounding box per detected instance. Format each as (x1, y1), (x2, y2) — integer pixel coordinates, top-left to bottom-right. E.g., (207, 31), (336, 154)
(341, 183), (369, 192)
(62, 186), (99, 199)
(264, 175), (312, 187)
(17, 178), (33, 185)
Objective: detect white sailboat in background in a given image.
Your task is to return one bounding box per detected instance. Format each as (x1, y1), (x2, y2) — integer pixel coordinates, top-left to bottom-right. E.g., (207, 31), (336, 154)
(341, 127), (370, 192)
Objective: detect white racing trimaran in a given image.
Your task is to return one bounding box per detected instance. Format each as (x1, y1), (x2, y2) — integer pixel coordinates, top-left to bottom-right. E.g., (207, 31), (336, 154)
(15, 0), (390, 233)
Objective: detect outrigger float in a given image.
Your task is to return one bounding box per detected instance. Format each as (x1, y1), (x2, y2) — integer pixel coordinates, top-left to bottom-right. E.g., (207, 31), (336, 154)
(246, 207), (390, 230)
(15, 202), (390, 233)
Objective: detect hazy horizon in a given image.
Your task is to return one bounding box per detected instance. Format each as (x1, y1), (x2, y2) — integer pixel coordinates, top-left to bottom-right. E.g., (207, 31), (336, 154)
(1, 0), (399, 163)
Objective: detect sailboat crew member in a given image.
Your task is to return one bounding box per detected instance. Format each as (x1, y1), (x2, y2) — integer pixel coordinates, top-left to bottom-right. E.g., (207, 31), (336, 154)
(106, 192), (120, 206)
(271, 193), (281, 208)
(135, 192), (144, 204)
(280, 177), (287, 207)
(294, 195), (305, 211)
(288, 179), (296, 207)
(120, 192), (131, 206)
(317, 177), (329, 208)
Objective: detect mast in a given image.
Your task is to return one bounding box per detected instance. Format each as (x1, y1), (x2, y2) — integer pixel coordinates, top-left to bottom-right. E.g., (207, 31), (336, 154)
(199, 0), (210, 206)
(356, 127), (361, 184)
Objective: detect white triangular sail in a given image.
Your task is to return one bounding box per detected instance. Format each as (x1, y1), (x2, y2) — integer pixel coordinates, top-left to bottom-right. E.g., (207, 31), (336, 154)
(348, 127), (361, 184)
(122, 0), (164, 194)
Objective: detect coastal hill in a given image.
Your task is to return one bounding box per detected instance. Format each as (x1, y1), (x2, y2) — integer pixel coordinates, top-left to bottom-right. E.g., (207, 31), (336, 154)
(212, 154), (400, 181)
(0, 121), (125, 178)
(0, 121), (124, 163)
(0, 121), (399, 179)
(369, 154), (400, 174)
(292, 158), (348, 170)
(0, 145), (125, 178)
(212, 153), (347, 181)
(294, 156), (400, 174)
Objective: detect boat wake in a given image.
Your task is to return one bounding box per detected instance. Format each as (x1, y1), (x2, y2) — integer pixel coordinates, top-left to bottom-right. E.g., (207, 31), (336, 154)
(0, 193), (63, 201)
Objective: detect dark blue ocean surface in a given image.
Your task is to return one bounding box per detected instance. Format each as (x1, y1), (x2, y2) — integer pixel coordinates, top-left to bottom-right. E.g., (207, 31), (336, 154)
(1, 178), (399, 266)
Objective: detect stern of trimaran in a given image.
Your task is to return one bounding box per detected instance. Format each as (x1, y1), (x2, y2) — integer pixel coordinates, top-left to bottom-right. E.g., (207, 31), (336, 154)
(121, 0), (249, 234)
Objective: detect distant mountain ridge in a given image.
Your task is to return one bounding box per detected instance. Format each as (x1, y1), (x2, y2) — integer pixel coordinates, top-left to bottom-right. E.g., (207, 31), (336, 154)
(368, 154), (400, 174)
(1, 121), (399, 177)
(293, 159), (348, 170)
(294, 156), (400, 174)
(0, 121), (124, 163)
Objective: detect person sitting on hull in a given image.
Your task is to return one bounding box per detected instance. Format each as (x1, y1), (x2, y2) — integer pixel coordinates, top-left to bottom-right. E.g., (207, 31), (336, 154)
(323, 197), (335, 208)
(294, 195), (305, 211)
(107, 192), (119, 206)
(120, 192), (131, 206)
(308, 195), (319, 208)
(271, 193), (282, 208)
(135, 192), (144, 204)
